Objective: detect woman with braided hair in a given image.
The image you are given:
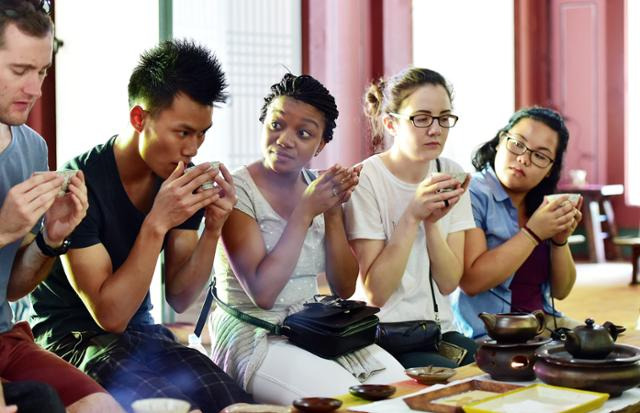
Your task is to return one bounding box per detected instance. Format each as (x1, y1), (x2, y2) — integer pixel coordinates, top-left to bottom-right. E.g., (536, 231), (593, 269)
(208, 73), (405, 405)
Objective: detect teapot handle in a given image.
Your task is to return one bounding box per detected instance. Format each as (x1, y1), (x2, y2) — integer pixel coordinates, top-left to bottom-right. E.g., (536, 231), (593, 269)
(532, 310), (546, 334)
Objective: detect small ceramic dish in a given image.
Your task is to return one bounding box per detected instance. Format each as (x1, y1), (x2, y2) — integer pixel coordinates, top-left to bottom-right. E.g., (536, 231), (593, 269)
(348, 384), (396, 401)
(546, 193), (580, 206)
(405, 366), (456, 384)
(291, 397), (341, 413)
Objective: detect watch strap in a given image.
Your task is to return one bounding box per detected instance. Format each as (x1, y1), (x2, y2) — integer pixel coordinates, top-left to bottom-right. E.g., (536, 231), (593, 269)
(35, 230), (71, 257)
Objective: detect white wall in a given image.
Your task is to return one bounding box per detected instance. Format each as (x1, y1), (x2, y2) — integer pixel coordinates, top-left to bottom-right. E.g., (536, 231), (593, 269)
(626, 0), (640, 206)
(412, 0), (515, 171)
(55, 1), (159, 165)
(173, 0), (302, 172)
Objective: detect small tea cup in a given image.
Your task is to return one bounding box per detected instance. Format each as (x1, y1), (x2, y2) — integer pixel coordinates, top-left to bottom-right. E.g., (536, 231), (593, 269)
(433, 172), (468, 192)
(35, 170), (77, 196)
(184, 161), (220, 190)
(546, 193), (580, 206)
(131, 398), (190, 413)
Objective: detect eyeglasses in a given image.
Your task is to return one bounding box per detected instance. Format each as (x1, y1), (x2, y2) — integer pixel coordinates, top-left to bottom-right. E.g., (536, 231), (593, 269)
(501, 132), (555, 168)
(389, 112), (459, 128)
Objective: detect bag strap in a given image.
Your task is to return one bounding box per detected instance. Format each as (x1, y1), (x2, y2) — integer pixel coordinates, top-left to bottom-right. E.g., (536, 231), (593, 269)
(194, 279), (283, 338)
(429, 270), (439, 324)
(430, 158), (442, 324)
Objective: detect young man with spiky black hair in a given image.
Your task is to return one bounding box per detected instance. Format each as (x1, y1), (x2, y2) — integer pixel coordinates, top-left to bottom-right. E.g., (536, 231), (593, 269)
(30, 40), (253, 412)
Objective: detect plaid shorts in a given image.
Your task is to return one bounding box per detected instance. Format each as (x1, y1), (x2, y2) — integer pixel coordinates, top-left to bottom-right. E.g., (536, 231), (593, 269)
(50, 324), (252, 413)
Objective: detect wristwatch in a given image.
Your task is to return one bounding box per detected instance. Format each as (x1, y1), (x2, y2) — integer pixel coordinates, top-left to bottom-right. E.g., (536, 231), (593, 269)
(35, 230), (71, 257)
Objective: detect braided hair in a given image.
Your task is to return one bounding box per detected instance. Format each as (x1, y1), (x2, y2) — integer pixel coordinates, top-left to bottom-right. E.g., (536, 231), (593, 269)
(259, 73), (338, 143)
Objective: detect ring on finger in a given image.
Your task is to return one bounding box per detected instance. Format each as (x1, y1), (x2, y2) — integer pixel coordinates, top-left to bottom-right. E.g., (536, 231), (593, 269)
(332, 187), (338, 197)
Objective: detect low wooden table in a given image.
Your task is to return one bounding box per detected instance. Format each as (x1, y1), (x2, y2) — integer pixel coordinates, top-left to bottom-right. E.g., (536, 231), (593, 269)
(327, 332), (640, 413)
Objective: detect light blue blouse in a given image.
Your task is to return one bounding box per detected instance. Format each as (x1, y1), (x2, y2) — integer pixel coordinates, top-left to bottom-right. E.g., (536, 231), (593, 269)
(451, 165), (559, 339)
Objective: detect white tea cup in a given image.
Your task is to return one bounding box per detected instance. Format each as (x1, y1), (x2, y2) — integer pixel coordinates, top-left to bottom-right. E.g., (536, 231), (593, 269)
(547, 193), (580, 206)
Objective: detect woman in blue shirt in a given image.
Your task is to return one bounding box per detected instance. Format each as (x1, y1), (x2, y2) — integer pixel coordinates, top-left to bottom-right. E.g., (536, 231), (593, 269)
(453, 107), (583, 339)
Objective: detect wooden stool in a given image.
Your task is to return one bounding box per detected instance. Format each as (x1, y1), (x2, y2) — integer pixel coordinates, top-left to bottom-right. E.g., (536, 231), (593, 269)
(613, 237), (640, 285)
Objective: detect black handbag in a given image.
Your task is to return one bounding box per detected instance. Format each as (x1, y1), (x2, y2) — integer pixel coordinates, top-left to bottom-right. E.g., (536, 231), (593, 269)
(375, 270), (442, 354)
(194, 279), (380, 359)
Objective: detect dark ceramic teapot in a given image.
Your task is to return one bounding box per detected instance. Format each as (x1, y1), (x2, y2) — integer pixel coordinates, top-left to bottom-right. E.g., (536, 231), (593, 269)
(564, 318), (620, 359)
(478, 310), (546, 344)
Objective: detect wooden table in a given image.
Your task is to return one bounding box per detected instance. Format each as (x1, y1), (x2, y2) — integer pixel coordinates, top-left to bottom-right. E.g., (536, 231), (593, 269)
(558, 183), (624, 263)
(327, 331), (640, 412)
(331, 364), (482, 412)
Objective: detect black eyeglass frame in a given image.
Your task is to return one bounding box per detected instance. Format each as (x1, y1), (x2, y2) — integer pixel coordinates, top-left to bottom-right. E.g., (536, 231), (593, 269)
(500, 131), (555, 168)
(389, 112), (459, 129)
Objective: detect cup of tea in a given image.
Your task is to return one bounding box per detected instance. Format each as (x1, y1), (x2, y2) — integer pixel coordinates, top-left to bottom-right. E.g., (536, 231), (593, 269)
(546, 193), (580, 206)
(131, 398), (190, 413)
(34, 170), (77, 197)
(432, 172), (468, 192)
(184, 161), (220, 190)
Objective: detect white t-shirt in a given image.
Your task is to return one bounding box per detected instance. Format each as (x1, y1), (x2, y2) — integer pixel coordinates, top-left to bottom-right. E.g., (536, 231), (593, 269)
(344, 155), (476, 332)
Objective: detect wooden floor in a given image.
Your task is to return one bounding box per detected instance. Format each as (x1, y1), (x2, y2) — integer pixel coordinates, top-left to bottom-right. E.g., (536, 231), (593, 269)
(555, 261), (640, 331)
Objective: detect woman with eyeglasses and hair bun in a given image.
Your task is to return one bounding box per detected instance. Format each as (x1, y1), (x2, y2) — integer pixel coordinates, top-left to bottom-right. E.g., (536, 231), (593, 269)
(344, 67), (478, 368)
(452, 106), (583, 340)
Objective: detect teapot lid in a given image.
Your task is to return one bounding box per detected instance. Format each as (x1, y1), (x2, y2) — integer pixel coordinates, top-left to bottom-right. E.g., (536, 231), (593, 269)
(574, 318), (610, 338)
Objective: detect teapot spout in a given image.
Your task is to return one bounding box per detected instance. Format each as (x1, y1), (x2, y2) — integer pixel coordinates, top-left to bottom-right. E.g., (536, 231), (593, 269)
(478, 312), (496, 332)
(603, 321), (625, 341)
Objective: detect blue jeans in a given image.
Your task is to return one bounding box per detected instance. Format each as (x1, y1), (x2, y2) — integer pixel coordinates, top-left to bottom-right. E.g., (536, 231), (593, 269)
(393, 331), (478, 368)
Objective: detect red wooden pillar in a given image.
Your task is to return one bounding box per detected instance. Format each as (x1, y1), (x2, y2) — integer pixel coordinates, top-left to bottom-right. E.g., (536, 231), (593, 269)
(514, 0), (552, 109)
(303, 0), (412, 167)
(26, 64), (56, 170)
(26, 1), (57, 170)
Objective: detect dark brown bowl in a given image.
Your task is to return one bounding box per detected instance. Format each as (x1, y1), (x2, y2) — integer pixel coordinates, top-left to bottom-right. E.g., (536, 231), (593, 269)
(534, 343), (640, 396)
(405, 366), (456, 384)
(292, 397), (342, 413)
(348, 384), (396, 401)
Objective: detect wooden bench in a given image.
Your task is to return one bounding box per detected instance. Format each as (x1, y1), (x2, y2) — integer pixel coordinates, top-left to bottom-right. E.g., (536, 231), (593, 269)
(613, 237), (640, 285)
